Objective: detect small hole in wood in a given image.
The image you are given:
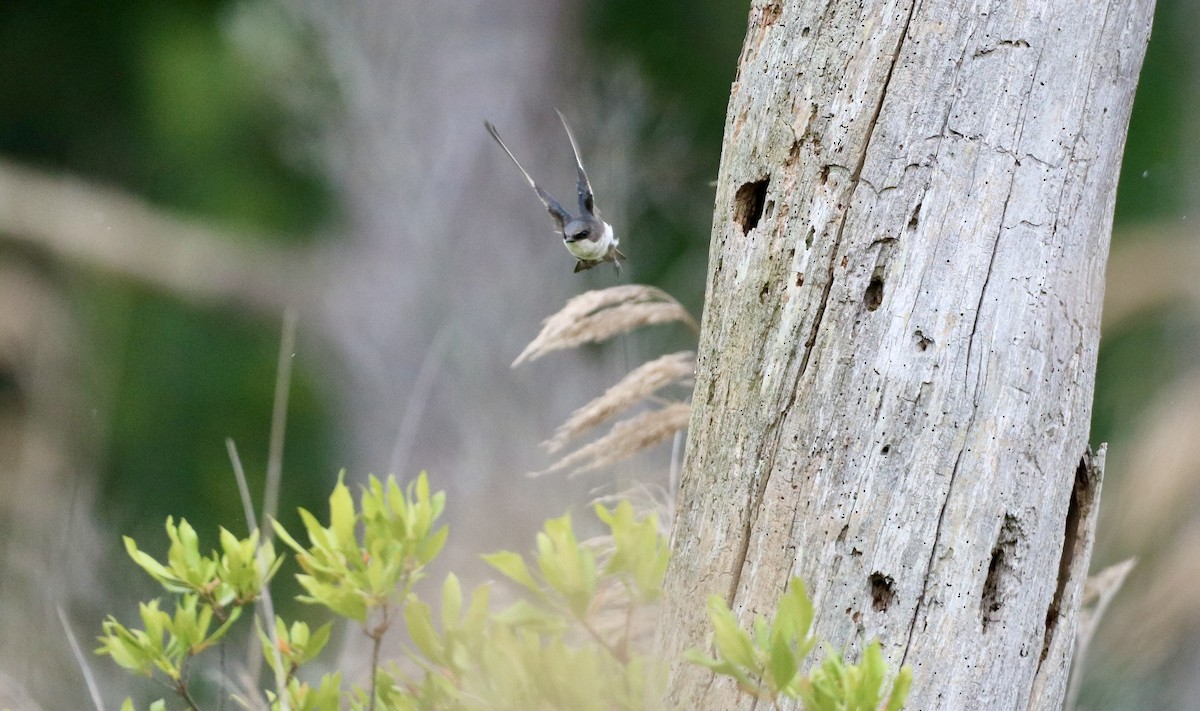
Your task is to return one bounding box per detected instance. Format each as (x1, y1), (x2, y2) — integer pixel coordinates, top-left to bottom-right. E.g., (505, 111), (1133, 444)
(864, 276), (884, 311)
(880, 444), (891, 455)
(981, 514), (1022, 632)
(907, 201), (922, 231)
(869, 573), (895, 612)
(734, 178), (770, 234)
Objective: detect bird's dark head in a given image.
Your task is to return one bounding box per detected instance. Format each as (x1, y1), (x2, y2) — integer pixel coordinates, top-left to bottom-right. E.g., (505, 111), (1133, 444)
(564, 218), (597, 243)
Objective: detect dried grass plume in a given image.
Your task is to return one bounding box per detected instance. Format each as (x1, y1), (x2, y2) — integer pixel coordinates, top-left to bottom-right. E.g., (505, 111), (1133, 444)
(531, 402), (692, 479)
(513, 285), (698, 367)
(544, 350), (695, 454)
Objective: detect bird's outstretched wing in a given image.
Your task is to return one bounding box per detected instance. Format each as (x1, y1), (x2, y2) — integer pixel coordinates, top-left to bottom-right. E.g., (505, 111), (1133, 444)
(485, 121), (571, 231)
(555, 109), (597, 218)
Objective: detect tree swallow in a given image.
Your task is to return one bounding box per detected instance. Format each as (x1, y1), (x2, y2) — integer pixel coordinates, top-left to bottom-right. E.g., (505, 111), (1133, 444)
(485, 110), (626, 272)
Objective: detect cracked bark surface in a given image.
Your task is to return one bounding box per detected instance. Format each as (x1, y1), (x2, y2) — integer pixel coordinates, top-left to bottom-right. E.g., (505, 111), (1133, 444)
(658, 1), (1152, 709)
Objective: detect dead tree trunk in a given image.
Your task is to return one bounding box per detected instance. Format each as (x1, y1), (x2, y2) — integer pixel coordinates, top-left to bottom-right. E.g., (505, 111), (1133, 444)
(659, 1), (1153, 709)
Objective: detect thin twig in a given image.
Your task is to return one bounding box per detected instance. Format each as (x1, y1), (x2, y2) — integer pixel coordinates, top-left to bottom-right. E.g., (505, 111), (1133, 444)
(577, 613), (628, 665)
(263, 308), (298, 545)
(366, 605), (391, 711)
(1066, 558), (1137, 710)
(387, 323), (453, 476)
(229, 439), (260, 535)
(56, 605), (106, 711)
(175, 662), (203, 711)
(228, 439), (290, 711)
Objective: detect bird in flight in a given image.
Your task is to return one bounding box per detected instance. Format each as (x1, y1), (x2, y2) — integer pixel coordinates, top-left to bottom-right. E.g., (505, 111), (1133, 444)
(485, 110), (626, 272)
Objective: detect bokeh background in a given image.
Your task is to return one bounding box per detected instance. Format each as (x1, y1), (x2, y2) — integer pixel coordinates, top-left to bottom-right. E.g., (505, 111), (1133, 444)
(0, 1), (1195, 709)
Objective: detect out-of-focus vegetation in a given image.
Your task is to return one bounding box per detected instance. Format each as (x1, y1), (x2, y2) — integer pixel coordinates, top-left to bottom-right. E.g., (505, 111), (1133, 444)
(0, 0), (337, 543)
(98, 474), (908, 711)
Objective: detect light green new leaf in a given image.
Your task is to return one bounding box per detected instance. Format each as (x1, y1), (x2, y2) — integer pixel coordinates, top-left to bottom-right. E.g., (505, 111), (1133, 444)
(706, 596), (758, 672)
(123, 537), (187, 592)
(482, 551), (541, 594)
(463, 581), (491, 638)
(854, 641), (886, 709)
(328, 473), (357, 548)
(403, 596), (443, 663)
(535, 515), (596, 617)
(302, 622), (333, 665)
(441, 573), (463, 632)
(684, 647), (755, 689)
(270, 516), (306, 555)
(594, 501), (669, 602)
(774, 578), (815, 654)
(96, 617), (156, 675)
(418, 525), (449, 566)
(768, 633), (798, 693)
(492, 599), (568, 635)
(298, 508), (335, 555)
(886, 665), (912, 711)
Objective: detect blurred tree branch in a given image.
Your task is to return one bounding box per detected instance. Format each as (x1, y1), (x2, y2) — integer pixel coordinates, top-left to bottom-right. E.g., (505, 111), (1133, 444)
(0, 157), (314, 310)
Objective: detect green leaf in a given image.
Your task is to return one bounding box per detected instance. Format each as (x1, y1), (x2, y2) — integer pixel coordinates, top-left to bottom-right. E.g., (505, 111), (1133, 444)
(462, 582), (491, 638)
(595, 501), (670, 603)
(96, 617), (155, 675)
(303, 622), (333, 665)
(307, 672), (343, 711)
(441, 573), (463, 631)
(684, 647), (755, 689)
(706, 596), (758, 672)
(328, 472), (356, 547)
(768, 632), (798, 692)
(403, 596), (443, 663)
(534, 515), (596, 617)
(482, 551), (541, 594)
(886, 665), (913, 711)
(123, 537), (177, 588)
(491, 599), (568, 634)
(270, 517), (306, 554)
(855, 641), (886, 709)
(775, 578), (814, 649)
(419, 525), (449, 566)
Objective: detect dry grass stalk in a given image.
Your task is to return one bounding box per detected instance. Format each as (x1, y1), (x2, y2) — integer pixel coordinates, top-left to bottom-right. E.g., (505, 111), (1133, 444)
(531, 401), (692, 478)
(512, 285), (698, 367)
(544, 350), (695, 453)
(1066, 558), (1136, 710)
(1095, 526), (1200, 674)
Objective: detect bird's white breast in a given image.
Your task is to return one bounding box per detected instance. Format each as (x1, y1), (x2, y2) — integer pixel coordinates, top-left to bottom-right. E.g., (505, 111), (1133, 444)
(566, 222), (616, 261)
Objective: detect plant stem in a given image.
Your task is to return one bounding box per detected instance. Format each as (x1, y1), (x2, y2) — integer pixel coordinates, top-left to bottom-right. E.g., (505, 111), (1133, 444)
(366, 604), (391, 711)
(175, 679), (202, 711)
(577, 614), (628, 664)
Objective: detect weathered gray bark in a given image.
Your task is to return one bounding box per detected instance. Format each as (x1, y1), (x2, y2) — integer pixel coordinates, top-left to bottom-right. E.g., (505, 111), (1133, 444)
(660, 1), (1152, 709)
